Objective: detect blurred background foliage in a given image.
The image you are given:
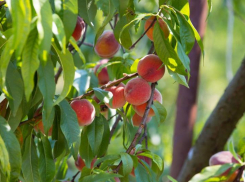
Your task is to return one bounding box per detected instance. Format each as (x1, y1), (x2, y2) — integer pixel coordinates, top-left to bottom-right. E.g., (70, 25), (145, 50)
(54, 0), (245, 180)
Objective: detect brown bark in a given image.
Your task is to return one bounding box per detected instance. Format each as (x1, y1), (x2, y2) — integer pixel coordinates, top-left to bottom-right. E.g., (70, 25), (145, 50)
(178, 58), (245, 182)
(170, 0), (207, 178)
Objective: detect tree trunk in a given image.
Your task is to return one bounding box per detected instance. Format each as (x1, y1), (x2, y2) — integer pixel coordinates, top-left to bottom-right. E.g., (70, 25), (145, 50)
(177, 58), (245, 182)
(170, 0), (207, 178)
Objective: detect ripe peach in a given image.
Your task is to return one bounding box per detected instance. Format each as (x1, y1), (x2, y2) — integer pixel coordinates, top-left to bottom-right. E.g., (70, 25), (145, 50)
(124, 78), (151, 106)
(105, 83), (126, 109)
(132, 113), (151, 126)
(75, 155), (86, 171)
(209, 151), (241, 181)
(72, 16), (85, 41)
(144, 16), (169, 41)
(70, 99), (95, 126)
(94, 59), (110, 85)
(133, 89), (162, 117)
(94, 30), (120, 58)
(137, 54), (165, 83)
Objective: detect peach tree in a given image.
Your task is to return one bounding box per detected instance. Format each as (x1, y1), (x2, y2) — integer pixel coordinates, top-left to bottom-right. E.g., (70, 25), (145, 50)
(0, 0), (210, 181)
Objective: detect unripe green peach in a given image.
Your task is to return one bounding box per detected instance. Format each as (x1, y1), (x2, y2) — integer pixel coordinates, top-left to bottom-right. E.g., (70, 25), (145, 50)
(105, 83), (126, 109)
(70, 99), (95, 126)
(94, 59), (110, 85)
(133, 89), (162, 117)
(144, 16), (169, 41)
(137, 54), (165, 83)
(94, 31), (120, 58)
(124, 78), (151, 106)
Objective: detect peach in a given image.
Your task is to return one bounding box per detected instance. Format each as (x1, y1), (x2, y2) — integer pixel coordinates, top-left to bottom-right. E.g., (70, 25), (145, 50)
(144, 16), (169, 41)
(94, 30), (120, 58)
(133, 89), (162, 117)
(124, 78), (151, 106)
(137, 54), (165, 83)
(72, 16), (85, 41)
(70, 99), (95, 126)
(105, 83), (126, 109)
(209, 151), (241, 181)
(75, 155), (86, 171)
(132, 113), (151, 126)
(94, 59), (110, 85)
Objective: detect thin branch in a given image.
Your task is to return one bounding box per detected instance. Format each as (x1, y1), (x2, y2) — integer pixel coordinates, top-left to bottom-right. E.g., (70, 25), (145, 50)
(19, 114), (42, 127)
(129, 17), (156, 50)
(109, 21), (114, 30)
(54, 66), (63, 84)
(233, 165), (245, 182)
(71, 171), (80, 182)
(113, 82), (156, 173)
(148, 43), (155, 54)
(138, 124), (148, 149)
(83, 42), (94, 47)
(72, 73), (138, 101)
(109, 114), (122, 142)
(114, 14), (118, 29)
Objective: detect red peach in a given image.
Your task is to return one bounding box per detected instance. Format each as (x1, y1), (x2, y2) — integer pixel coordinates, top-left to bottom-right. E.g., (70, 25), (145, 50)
(72, 16), (85, 41)
(137, 54), (165, 83)
(124, 78), (151, 106)
(70, 99), (95, 126)
(75, 155), (86, 171)
(94, 31), (120, 58)
(133, 88), (162, 117)
(144, 16), (169, 41)
(132, 113), (151, 126)
(105, 83), (126, 109)
(94, 59), (110, 85)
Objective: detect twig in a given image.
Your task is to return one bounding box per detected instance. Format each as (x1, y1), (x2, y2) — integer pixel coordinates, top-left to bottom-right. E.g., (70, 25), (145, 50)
(71, 171), (80, 182)
(54, 66), (63, 84)
(83, 42), (94, 47)
(72, 73), (138, 101)
(109, 21), (114, 30)
(233, 165), (245, 182)
(129, 17), (156, 50)
(113, 82), (156, 173)
(138, 125), (148, 149)
(19, 114), (42, 126)
(109, 114), (122, 142)
(114, 14), (118, 29)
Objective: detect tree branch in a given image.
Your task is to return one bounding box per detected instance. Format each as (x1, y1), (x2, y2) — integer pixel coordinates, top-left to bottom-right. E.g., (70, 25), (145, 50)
(233, 165), (245, 182)
(113, 82), (156, 173)
(72, 73), (138, 101)
(109, 114), (122, 142)
(178, 58), (245, 182)
(71, 171), (80, 182)
(19, 114), (42, 127)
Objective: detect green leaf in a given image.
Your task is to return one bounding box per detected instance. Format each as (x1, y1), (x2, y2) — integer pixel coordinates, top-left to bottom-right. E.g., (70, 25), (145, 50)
(0, 116), (22, 182)
(120, 153), (134, 176)
(138, 151), (164, 171)
(32, 0), (53, 60)
(0, 135), (10, 181)
(189, 164), (241, 182)
(87, 116), (104, 155)
(153, 22), (186, 76)
(177, 41), (190, 72)
(59, 100), (80, 148)
(21, 28), (40, 101)
(134, 163), (151, 182)
(80, 127), (94, 167)
(5, 0), (31, 55)
(78, 0), (97, 27)
(52, 14), (66, 53)
(175, 11), (195, 54)
(22, 131), (41, 182)
(228, 140), (243, 163)
(0, 36), (14, 95)
(80, 172), (122, 182)
(8, 106), (23, 132)
(37, 59), (55, 127)
(237, 137), (245, 156)
(38, 134), (56, 182)
(94, 0), (115, 44)
(55, 155), (68, 180)
(55, 0), (78, 41)
(93, 88), (113, 104)
(52, 44), (75, 105)
(97, 117), (110, 157)
(93, 154), (120, 167)
(151, 101), (167, 124)
(167, 175), (178, 182)
(207, 0), (212, 19)
(6, 62), (24, 116)
(167, 68), (189, 87)
(69, 37), (86, 64)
